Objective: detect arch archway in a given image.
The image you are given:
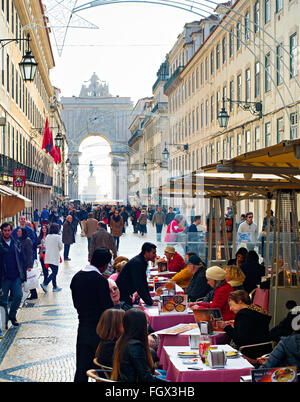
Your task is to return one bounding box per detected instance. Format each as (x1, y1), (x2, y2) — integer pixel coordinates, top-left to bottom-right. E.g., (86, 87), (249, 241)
(78, 135), (112, 202)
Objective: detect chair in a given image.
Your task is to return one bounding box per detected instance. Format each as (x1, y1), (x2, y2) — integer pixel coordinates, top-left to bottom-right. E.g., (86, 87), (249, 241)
(239, 341), (275, 360)
(93, 357), (112, 380)
(86, 369), (116, 382)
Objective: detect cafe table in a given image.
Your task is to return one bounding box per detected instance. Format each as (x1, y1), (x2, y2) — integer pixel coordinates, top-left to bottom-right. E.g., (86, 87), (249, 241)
(142, 305), (196, 332)
(162, 345), (254, 382)
(156, 326), (230, 362)
(149, 284), (184, 297)
(149, 270), (176, 279)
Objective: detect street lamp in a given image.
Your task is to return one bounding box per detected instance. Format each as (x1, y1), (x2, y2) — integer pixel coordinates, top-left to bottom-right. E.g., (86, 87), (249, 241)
(217, 98), (230, 128)
(0, 33), (38, 82)
(217, 97), (262, 128)
(18, 34), (38, 82)
(162, 142), (189, 161)
(65, 158), (71, 168)
(54, 131), (64, 148)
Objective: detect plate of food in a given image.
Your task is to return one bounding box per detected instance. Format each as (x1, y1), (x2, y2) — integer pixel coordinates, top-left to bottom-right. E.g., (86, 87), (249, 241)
(271, 367), (296, 383)
(225, 351), (240, 358)
(178, 352), (199, 358)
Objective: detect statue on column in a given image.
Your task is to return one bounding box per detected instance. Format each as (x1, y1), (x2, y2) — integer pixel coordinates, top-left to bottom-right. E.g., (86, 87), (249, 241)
(89, 161), (94, 177)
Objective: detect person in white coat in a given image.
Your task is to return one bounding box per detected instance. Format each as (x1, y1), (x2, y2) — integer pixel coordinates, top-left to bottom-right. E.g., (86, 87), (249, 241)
(41, 223), (63, 293)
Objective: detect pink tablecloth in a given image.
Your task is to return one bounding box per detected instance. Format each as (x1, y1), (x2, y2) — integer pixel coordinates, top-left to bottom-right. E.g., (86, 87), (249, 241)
(162, 346), (253, 382)
(143, 306), (196, 332)
(150, 271), (175, 279)
(157, 331), (230, 364)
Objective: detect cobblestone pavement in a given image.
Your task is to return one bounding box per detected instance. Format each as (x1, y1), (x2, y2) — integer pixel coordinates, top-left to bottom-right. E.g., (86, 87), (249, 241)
(0, 224), (167, 382)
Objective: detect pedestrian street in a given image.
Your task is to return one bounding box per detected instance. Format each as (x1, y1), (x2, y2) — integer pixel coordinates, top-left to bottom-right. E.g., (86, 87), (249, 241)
(0, 224), (165, 382)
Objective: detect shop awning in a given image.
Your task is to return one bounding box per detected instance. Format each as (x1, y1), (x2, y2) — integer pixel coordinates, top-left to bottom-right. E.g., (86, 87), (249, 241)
(0, 185), (32, 219)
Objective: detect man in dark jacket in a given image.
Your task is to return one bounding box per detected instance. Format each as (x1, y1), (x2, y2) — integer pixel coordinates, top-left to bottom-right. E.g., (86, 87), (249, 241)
(70, 247), (114, 382)
(116, 242), (157, 306)
(89, 223), (117, 260)
(62, 215), (75, 261)
(0, 222), (26, 327)
(186, 255), (210, 302)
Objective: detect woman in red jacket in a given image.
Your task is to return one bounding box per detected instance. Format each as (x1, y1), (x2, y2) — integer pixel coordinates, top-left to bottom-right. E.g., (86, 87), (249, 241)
(189, 266), (235, 321)
(164, 246), (185, 273)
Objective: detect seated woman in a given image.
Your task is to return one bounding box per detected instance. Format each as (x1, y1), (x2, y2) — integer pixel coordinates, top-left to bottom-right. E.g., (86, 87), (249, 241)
(170, 252), (196, 290)
(95, 309), (125, 367)
(164, 246), (185, 273)
(227, 247), (248, 267)
(109, 260), (127, 282)
(189, 266), (235, 321)
(224, 265), (245, 291)
(217, 290), (271, 359)
(111, 308), (166, 382)
(186, 255), (211, 302)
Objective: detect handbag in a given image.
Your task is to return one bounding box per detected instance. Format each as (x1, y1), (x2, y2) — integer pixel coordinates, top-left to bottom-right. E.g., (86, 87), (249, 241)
(24, 269), (40, 292)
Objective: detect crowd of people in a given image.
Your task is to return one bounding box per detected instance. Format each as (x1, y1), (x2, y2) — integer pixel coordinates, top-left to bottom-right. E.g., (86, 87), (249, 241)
(0, 201), (299, 382)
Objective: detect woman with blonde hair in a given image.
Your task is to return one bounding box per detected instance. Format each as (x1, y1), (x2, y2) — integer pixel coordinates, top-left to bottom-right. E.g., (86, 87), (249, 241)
(111, 309), (165, 382)
(224, 265), (245, 291)
(95, 309), (125, 367)
(109, 260), (127, 282)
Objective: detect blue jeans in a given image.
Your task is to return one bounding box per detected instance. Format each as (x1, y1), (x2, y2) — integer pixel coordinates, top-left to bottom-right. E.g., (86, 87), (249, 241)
(44, 264), (58, 288)
(64, 244), (70, 259)
(113, 236), (120, 251)
(87, 237), (91, 251)
(156, 224), (163, 242)
(0, 277), (23, 323)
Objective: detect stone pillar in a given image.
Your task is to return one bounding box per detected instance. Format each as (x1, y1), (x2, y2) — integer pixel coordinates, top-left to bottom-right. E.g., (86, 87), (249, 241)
(111, 154), (129, 203)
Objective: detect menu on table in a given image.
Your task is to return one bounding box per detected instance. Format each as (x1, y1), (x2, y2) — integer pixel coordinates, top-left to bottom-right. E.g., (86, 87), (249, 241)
(159, 294), (188, 314)
(155, 281), (176, 296)
(193, 308), (224, 332)
(156, 323), (198, 335)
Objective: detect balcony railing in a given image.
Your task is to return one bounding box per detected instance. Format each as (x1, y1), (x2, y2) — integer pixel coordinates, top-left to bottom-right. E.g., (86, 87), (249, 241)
(0, 154), (53, 187)
(163, 66), (184, 95)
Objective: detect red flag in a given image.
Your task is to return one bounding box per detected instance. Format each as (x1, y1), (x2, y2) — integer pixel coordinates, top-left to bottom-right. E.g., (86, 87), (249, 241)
(42, 118), (52, 152)
(56, 146), (62, 164)
(49, 131), (58, 163)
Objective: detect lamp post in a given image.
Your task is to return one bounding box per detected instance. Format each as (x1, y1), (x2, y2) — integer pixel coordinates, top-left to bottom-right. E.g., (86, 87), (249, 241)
(162, 142), (189, 161)
(0, 34), (38, 82)
(217, 97), (262, 128)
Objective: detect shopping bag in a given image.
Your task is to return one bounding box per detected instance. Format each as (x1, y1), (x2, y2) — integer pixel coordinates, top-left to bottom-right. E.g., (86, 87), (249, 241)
(24, 269), (39, 292)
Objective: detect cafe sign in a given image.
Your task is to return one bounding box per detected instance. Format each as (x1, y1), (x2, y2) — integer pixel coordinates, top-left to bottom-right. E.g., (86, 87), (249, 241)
(13, 168), (26, 188)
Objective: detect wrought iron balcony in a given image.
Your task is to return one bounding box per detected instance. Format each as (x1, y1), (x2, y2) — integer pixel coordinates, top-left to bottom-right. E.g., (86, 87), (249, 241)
(0, 154), (53, 186)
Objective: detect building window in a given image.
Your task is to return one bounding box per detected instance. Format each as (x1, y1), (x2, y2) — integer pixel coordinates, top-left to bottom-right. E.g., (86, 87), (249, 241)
(205, 57), (208, 81)
(6, 53), (9, 93)
(229, 80), (234, 112)
(236, 22), (241, 51)
(254, 1), (260, 33)
(223, 138), (227, 159)
(222, 37), (226, 64)
(255, 127), (260, 150)
(276, 45), (283, 85)
(290, 113), (298, 139)
(237, 74), (242, 105)
(255, 62), (260, 98)
(245, 130), (251, 152)
(205, 100), (209, 126)
(211, 95), (214, 122)
(201, 103), (204, 128)
(229, 29), (234, 57)
(216, 91), (220, 117)
(265, 53), (271, 92)
(216, 141), (220, 161)
(277, 117), (284, 143)
(11, 62), (14, 99)
(210, 143), (214, 163)
(229, 136), (234, 158)
(245, 12), (250, 42)
(210, 51), (214, 75)
(290, 33), (298, 78)
(237, 133), (242, 155)
(1, 47), (4, 86)
(276, 0), (282, 13)
(245, 68), (250, 103)
(265, 0), (271, 24)
(216, 44), (220, 70)
(265, 122), (271, 147)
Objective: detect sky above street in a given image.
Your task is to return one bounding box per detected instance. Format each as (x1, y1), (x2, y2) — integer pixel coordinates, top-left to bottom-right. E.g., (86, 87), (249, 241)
(48, 2), (215, 103)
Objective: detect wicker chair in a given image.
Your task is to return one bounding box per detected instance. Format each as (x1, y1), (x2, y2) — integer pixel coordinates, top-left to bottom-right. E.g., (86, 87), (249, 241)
(93, 357), (112, 380)
(86, 369), (116, 382)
